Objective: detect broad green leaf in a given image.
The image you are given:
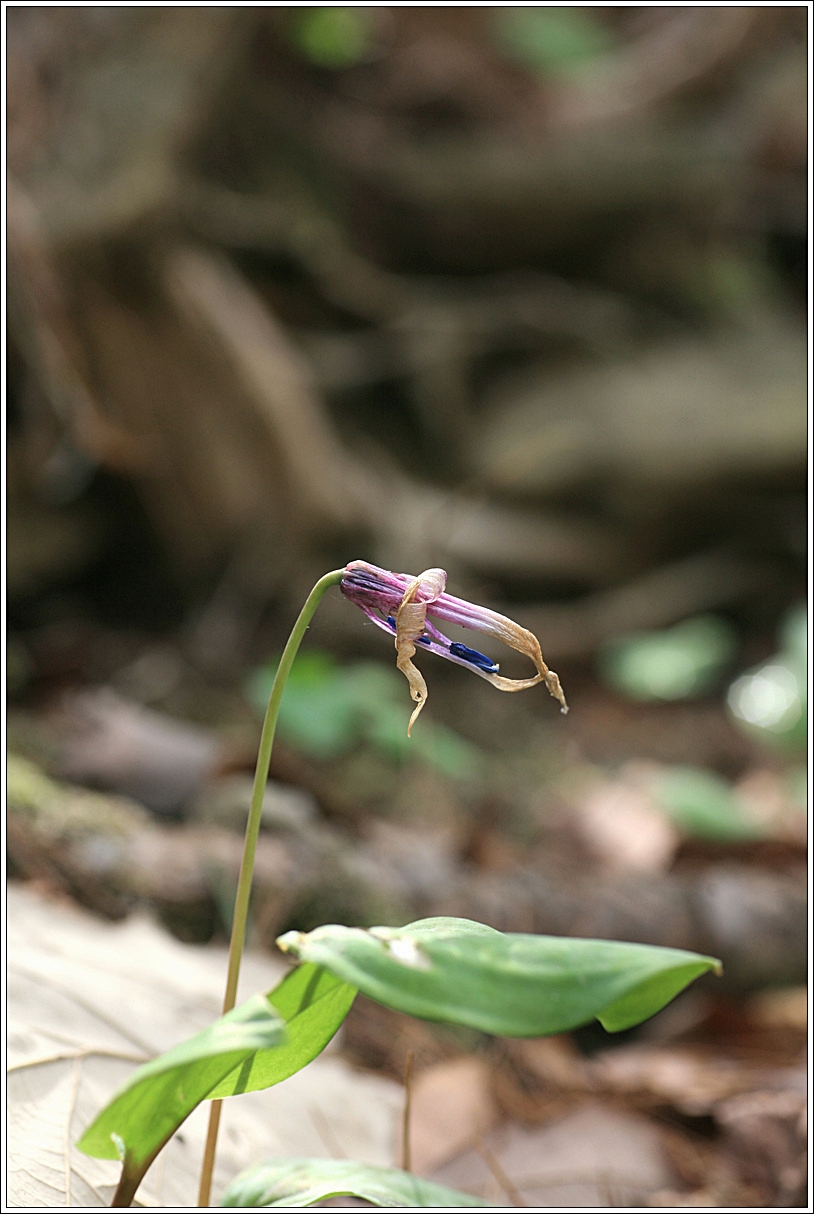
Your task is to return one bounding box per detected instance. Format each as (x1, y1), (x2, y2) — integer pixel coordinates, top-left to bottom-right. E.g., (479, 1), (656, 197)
(277, 917), (720, 1038)
(77, 967), (356, 1202)
(77, 994), (284, 1186)
(654, 766), (764, 842)
(78, 967), (356, 1152)
(208, 963), (356, 1098)
(220, 1158), (490, 1208)
(599, 615), (736, 702)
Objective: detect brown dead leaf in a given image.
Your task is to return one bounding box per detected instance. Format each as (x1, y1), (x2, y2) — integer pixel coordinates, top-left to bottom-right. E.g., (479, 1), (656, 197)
(591, 1044), (751, 1116)
(748, 985), (807, 1032)
(491, 1035), (592, 1124)
(431, 1101), (674, 1206)
(7, 881), (402, 1208)
(716, 1087), (807, 1206)
(514, 1035), (591, 1091)
(409, 1056), (498, 1176)
(574, 769), (679, 873)
(733, 769), (807, 844)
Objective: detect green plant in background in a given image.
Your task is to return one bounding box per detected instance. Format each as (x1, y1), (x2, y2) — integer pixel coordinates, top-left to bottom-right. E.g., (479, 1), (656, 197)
(597, 605), (806, 842)
(248, 652), (481, 779)
(598, 614), (737, 703)
(597, 604), (806, 745)
(652, 766), (764, 843)
(727, 603), (807, 754)
(289, 7), (373, 69)
(495, 6), (615, 76)
(599, 607), (810, 844)
(77, 563), (720, 1208)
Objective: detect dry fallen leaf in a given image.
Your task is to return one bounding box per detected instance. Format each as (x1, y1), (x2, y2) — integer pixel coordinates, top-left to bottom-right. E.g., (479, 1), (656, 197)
(716, 1087), (807, 1206)
(7, 882), (402, 1208)
(430, 1101), (674, 1206)
(574, 772), (679, 873)
(409, 1056), (498, 1176)
(590, 1045), (752, 1116)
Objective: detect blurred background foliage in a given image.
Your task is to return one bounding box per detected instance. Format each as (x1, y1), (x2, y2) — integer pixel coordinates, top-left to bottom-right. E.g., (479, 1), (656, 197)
(6, 9), (808, 1204)
(6, 4), (806, 949)
(248, 650), (482, 777)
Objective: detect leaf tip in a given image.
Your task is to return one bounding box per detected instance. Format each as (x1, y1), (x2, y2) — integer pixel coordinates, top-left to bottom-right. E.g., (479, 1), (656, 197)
(276, 930), (305, 955)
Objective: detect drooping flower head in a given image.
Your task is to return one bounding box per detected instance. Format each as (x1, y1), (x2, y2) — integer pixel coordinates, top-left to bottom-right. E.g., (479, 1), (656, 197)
(340, 560), (568, 734)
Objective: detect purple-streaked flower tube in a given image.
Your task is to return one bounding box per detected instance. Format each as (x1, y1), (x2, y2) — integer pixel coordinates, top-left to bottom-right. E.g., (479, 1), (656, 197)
(340, 560), (568, 733)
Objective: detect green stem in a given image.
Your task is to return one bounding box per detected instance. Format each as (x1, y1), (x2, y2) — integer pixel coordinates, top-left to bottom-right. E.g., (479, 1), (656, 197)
(196, 569), (344, 1208)
(112, 1158), (148, 1209)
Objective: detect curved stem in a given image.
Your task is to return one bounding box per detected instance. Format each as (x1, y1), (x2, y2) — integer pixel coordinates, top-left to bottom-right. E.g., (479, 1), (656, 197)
(196, 569), (344, 1208)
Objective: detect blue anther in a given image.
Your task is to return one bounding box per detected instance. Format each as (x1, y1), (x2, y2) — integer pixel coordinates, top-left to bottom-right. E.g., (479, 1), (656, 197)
(449, 642), (498, 673)
(385, 615), (430, 644)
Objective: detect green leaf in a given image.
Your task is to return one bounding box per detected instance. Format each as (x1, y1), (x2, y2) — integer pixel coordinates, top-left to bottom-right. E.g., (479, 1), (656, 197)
(208, 964), (356, 1098)
(596, 964), (716, 1032)
(290, 7), (372, 69)
(779, 602), (807, 667)
(248, 653), (361, 758)
(496, 6), (614, 75)
(599, 615), (737, 702)
(277, 917), (720, 1038)
(248, 653), (482, 775)
(365, 704), (481, 779)
(654, 766), (764, 842)
(220, 1158), (490, 1208)
(77, 968), (357, 1200)
(77, 994), (285, 1174)
(728, 657), (807, 752)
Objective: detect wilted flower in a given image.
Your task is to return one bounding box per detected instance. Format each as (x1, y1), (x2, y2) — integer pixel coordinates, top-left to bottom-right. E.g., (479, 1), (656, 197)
(340, 560), (568, 733)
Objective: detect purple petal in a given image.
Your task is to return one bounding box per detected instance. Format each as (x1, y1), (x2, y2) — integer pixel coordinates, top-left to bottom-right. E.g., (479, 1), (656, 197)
(373, 610), (500, 680)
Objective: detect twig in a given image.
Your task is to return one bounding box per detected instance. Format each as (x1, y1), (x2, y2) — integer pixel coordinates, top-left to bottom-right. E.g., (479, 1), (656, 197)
(7, 1048), (149, 1071)
(474, 1134), (526, 1208)
(65, 1057), (81, 1207)
(197, 1101), (223, 1208)
(400, 1050), (415, 1172)
(308, 1106), (347, 1160)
